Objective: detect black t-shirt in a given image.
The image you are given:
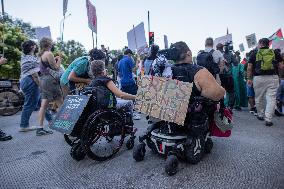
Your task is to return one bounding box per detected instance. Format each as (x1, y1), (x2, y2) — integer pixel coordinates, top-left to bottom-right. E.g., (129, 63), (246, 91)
(248, 47), (282, 75)
(89, 76), (113, 88)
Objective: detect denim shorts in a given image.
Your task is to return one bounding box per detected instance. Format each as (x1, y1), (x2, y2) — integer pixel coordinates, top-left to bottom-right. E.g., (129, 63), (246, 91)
(247, 84), (255, 97)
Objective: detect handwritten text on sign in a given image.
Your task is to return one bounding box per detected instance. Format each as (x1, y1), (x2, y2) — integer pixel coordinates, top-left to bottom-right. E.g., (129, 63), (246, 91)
(135, 76), (192, 125)
(50, 95), (90, 134)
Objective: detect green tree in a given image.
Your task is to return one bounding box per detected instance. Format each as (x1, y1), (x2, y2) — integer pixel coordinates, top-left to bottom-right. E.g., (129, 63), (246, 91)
(0, 14), (36, 79)
(54, 40), (87, 68)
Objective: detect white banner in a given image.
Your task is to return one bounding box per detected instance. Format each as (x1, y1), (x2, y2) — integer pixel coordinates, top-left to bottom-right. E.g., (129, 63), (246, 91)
(35, 26), (52, 40)
(127, 22), (147, 51)
(246, 33), (257, 48)
(214, 34), (232, 48)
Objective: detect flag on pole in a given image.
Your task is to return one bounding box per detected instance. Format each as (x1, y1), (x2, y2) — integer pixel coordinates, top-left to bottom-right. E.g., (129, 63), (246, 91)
(268, 28), (283, 41)
(86, 0), (97, 34)
(63, 0), (68, 16)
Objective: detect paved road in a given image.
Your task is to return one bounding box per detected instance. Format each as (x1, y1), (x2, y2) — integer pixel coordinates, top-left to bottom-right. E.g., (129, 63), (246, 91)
(0, 110), (284, 189)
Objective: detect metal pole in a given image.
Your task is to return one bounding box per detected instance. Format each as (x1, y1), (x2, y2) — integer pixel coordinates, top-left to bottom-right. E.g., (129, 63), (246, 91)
(1, 0), (4, 15)
(95, 33), (97, 48)
(1, 0), (5, 57)
(148, 11), (150, 45)
(91, 31), (94, 48)
(61, 15), (66, 41)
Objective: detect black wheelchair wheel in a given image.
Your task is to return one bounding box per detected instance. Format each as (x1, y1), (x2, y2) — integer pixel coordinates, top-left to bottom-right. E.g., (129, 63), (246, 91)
(204, 138), (213, 154)
(126, 138), (134, 150)
(133, 143), (146, 162)
(0, 89), (23, 116)
(185, 135), (205, 164)
(70, 142), (86, 161)
(82, 110), (125, 161)
(165, 155), (179, 176)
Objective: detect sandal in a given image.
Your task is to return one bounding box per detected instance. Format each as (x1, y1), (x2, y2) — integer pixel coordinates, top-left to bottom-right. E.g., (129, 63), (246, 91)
(36, 128), (53, 136)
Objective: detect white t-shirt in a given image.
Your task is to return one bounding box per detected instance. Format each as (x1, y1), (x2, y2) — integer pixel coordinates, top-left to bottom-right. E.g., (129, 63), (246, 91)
(204, 47), (224, 65)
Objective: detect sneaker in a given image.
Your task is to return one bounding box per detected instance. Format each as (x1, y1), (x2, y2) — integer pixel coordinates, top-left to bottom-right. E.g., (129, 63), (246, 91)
(250, 107), (258, 116)
(257, 116), (264, 121)
(36, 128), (53, 136)
(133, 113), (141, 120)
(0, 130), (12, 141)
(19, 126), (41, 132)
(265, 121), (273, 127)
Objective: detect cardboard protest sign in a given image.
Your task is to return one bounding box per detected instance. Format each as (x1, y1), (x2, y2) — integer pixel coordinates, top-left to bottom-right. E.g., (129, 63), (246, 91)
(246, 33), (257, 48)
(135, 76), (193, 126)
(127, 22), (147, 51)
(214, 34), (232, 48)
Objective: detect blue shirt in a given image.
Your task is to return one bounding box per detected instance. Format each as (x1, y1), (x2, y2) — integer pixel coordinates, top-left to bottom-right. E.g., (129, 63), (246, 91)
(118, 55), (135, 86)
(60, 56), (89, 85)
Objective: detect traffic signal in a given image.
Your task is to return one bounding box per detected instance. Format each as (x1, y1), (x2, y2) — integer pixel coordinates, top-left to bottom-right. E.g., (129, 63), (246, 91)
(149, 32), (154, 45)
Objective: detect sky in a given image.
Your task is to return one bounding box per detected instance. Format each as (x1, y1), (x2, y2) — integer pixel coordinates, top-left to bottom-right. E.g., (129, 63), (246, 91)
(3, 0), (284, 56)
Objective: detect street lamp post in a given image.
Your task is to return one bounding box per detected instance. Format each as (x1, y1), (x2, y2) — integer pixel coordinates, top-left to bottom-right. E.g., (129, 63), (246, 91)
(60, 13), (71, 41)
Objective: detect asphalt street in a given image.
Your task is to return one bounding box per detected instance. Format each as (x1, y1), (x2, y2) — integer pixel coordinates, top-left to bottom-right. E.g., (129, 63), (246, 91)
(0, 110), (284, 189)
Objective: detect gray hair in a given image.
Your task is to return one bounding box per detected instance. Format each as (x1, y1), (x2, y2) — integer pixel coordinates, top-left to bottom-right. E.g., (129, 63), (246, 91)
(90, 60), (105, 78)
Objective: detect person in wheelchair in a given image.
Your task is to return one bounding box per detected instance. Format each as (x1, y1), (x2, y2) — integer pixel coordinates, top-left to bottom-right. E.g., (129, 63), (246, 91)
(142, 41), (225, 138)
(88, 60), (136, 119)
(134, 42), (226, 175)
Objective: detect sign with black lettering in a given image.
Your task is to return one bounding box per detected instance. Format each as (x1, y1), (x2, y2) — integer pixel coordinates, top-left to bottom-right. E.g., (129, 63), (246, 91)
(50, 95), (91, 134)
(135, 76), (192, 126)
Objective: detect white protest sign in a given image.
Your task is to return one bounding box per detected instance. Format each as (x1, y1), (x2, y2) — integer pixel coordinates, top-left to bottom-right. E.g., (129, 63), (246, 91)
(239, 43), (245, 52)
(127, 22), (147, 51)
(35, 26), (52, 40)
(246, 33), (257, 48)
(214, 34), (232, 48)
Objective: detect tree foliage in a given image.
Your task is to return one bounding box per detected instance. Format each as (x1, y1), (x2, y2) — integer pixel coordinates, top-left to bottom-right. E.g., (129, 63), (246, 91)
(0, 14), (36, 79)
(54, 40), (87, 68)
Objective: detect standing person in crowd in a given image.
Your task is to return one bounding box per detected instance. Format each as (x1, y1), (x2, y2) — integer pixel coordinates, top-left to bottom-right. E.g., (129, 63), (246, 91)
(37, 37), (63, 136)
(60, 48), (106, 96)
(0, 57), (12, 141)
(118, 49), (140, 120)
(143, 45), (159, 75)
(19, 40), (41, 132)
(275, 52), (284, 116)
(247, 38), (283, 126)
(231, 51), (247, 110)
(196, 38), (222, 78)
(222, 42), (238, 110)
(244, 51), (258, 115)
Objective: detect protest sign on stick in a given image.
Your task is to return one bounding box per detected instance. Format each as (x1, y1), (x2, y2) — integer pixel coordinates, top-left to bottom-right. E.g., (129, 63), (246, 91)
(214, 34), (232, 48)
(246, 33), (257, 48)
(135, 76), (193, 126)
(127, 22), (147, 51)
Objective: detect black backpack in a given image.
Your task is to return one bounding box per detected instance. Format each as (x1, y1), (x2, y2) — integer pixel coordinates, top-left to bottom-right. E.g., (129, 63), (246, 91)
(196, 50), (220, 76)
(84, 85), (117, 111)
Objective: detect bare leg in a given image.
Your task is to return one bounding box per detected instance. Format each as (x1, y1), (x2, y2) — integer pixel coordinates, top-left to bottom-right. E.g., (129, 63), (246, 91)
(38, 99), (49, 127)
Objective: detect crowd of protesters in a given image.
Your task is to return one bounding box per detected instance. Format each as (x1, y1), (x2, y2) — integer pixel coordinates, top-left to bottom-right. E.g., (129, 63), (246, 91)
(0, 36), (283, 141)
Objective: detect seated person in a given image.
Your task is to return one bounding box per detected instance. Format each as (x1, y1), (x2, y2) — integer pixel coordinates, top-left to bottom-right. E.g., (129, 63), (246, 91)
(88, 60), (136, 116)
(171, 41), (225, 102)
(60, 49), (106, 96)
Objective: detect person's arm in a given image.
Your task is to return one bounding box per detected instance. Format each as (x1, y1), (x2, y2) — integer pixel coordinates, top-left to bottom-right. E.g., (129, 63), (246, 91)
(246, 51), (256, 86)
(31, 73), (40, 86)
(45, 52), (60, 70)
(68, 71), (91, 84)
(106, 80), (136, 100)
(194, 68), (225, 101)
